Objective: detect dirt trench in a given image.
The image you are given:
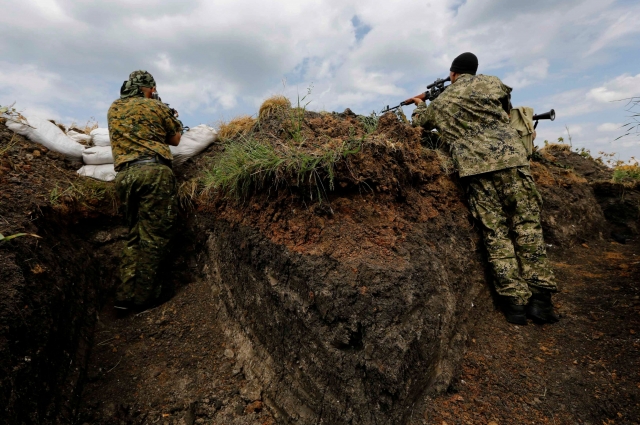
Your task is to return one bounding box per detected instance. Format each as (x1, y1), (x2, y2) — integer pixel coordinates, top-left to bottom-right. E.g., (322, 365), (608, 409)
(2, 119), (639, 424)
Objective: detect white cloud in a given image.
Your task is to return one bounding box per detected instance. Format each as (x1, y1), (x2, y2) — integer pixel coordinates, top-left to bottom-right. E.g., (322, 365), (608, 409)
(545, 73), (640, 118)
(587, 9), (640, 55)
(597, 122), (623, 132)
(0, 0), (638, 149)
(503, 59), (550, 89)
(587, 73), (640, 103)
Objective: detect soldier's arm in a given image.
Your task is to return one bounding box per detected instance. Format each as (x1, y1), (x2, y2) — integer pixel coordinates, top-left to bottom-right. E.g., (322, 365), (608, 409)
(411, 101), (437, 130)
(166, 133), (181, 146)
(159, 103), (183, 146)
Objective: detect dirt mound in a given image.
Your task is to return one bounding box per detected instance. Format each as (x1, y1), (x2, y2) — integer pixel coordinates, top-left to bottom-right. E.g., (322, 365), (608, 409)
(2, 107), (637, 425)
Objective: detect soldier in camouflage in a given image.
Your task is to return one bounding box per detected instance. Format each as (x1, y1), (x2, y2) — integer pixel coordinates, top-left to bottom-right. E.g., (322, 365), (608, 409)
(108, 70), (183, 313)
(411, 53), (559, 325)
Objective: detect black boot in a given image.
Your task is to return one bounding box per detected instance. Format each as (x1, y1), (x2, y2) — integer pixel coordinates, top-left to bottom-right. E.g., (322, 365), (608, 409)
(501, 297), (528, 325)
(526, 290), (560, 324)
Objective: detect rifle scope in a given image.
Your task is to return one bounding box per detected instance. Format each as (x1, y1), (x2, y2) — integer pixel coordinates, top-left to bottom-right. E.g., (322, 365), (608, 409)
(427, 76), (451, 89)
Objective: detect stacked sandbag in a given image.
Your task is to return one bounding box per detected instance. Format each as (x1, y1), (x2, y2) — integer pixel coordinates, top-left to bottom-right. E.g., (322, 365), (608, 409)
(3, 115), (85, 159)
(170, 124), (217, 166)
(77, 164), (117, 181)
(90, 128), (111, 147)
(66, 128), (92, 145)
(76, 128), (116, 181)
(76, 124), (217, 181)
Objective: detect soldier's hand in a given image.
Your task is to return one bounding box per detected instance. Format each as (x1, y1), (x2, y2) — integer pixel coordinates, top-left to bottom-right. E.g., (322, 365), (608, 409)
(532, 130), (537, 142)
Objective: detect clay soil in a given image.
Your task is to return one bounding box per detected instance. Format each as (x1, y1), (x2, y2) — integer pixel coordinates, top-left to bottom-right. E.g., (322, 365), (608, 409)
(1, 115), (639, 424)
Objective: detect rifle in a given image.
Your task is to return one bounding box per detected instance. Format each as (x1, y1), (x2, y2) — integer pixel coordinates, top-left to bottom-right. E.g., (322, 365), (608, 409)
(381, 76), (451, 114)
(152, 92), (189, 133)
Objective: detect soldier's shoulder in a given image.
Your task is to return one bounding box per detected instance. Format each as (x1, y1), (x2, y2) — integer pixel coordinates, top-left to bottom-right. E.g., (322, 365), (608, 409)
(470, 74), (510, 93)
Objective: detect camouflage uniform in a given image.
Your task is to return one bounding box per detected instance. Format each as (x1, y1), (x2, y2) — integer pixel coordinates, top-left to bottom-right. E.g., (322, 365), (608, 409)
(412, 74), (557, 305)
(108, 70), (182, 307)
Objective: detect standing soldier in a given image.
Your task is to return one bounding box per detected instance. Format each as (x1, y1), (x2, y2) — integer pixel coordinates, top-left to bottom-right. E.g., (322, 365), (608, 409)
(108, 70), (182, 313)
(410, 53), (559, 325)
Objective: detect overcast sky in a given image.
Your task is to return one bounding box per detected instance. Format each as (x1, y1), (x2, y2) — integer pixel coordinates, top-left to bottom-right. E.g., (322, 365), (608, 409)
(1, 0), (639, 160)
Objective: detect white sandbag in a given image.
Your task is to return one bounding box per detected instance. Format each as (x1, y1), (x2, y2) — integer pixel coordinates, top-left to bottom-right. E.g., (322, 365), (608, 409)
(82, 146), (114, 165)
(77, 164), (116, 182)
(5, 115), (85, 159)
(67, 129), (92, 145)
(170, 124), (217, 166)
(90, 128), (111, 146)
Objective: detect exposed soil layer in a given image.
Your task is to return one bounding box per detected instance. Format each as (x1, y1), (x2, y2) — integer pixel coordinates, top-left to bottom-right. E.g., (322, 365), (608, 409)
(2, 112), (639, 425)
(0, 122), (121, 424)
(420, 238), (640, 425)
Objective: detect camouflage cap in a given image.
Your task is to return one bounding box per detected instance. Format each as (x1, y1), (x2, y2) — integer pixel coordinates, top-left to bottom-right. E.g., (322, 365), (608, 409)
(120, 70), (156, 99)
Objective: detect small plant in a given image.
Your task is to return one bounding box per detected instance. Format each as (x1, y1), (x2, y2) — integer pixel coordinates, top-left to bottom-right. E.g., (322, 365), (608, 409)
(615, 97), (640, 141)
(288, 84), (314, 146)
(0, 232), (41, 245)
(0, 133), (18, 156)
(612, 163), (640, 183)
(358, 112), (379, 135)
(573, 147), (603, 164)
(565, 126), (573, 147)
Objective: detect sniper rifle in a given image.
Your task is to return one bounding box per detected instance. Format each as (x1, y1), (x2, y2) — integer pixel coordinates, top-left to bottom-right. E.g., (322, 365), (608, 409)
(381, 76), (451, 114)
(152, 92), (190, 133)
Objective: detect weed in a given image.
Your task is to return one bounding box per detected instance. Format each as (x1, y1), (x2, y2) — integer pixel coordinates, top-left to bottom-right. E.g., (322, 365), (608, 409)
(615, 97), (640, 141)
(0, 232), (41, 245)
(358, 112), (379, 135)
(288, 85), (313, 146)
(49, 178), (117, 209)
(612, 164), (640, 183)
(0, 133), (17, 156)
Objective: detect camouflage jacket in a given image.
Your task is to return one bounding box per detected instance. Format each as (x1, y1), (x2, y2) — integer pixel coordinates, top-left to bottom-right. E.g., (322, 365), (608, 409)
(412, 74), (529, 177)
(108, 97), (182, 171)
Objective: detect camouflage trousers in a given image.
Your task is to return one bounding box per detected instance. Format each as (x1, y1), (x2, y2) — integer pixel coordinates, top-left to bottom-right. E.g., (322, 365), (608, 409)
(115, 163), (177, 306)
(466, 166), (557, 305)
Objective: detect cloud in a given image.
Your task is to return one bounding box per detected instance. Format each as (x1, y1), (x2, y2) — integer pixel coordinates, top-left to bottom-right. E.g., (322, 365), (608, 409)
(503, 59), (549, 89)
(544, 73), (640, 118)
(0, 0), (638, 159)
(587, 73), (640, 102)
(597, 122), (623, 132)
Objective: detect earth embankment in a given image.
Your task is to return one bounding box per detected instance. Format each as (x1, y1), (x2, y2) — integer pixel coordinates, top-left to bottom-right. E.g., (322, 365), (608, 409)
(1, 110), (637, 424)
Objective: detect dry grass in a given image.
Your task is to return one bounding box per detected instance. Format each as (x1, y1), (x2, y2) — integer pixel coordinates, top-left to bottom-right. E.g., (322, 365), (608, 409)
(543, 143), (571, 154)
(217, 115), (256, 141)
(259, 95), (291, 120)
(69, 118), (99, 135)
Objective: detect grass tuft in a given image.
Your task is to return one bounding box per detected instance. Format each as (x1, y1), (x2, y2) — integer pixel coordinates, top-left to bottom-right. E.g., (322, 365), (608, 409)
(259, 95), (291, 120)
(217, 116), (256, 141)
(612, 164), (640, 183)
(544, 143), (571, 153)
(203, 135), (361, 201)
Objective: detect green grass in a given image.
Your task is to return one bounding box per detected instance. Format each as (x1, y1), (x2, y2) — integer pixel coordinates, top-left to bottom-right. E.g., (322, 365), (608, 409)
(49, 178), (117, 209)
(612, 165), (640, 183)
(0, 232), (41, 245)
(204, 135), (362, 201)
